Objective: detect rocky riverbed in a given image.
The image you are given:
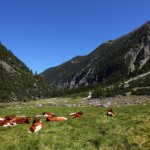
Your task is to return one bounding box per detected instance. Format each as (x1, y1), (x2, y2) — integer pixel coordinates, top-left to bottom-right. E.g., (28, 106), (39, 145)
(33, 95), (150, 108)
(0, 95), (150, 108)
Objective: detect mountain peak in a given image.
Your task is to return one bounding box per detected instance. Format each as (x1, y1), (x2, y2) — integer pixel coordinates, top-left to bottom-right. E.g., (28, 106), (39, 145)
(41, 20), (150, 89)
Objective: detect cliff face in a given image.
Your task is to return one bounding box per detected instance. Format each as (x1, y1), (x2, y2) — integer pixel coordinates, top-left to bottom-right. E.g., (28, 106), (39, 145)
(0, 43), (49, 102)
(41, 21), (150, 89)
(125, 23), (150, 71)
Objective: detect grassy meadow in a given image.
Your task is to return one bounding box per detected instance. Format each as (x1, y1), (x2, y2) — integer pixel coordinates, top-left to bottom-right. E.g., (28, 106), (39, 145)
(0, 100), (150, 150)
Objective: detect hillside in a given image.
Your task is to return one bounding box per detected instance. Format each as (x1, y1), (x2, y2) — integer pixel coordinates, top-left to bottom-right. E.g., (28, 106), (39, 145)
(41, 21), (150, 90)
(0, 42), (50, 102)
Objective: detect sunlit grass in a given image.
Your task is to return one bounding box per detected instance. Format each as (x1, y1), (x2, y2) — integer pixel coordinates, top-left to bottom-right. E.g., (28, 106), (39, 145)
(0, 101), (149, 150)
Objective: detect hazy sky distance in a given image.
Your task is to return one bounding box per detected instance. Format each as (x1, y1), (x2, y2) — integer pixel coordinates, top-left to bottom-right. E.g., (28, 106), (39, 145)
(0, 0), (150, 73)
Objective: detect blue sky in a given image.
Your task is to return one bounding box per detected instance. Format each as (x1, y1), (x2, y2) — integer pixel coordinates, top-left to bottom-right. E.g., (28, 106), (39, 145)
(0, 0), (150, 73)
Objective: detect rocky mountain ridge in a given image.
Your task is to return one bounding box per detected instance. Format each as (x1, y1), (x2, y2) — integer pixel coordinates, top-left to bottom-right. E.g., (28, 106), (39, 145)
(41, 21), (150, 89)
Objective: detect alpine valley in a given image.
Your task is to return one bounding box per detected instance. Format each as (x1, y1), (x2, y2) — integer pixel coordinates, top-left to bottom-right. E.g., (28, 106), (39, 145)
(41, 21), (150, 97)
(1, 21), (150, 102)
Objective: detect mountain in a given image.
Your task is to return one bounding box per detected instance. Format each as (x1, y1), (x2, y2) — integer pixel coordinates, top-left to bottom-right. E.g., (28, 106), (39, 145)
(0, 43), (50, 102)
(41, 21), (150, 90)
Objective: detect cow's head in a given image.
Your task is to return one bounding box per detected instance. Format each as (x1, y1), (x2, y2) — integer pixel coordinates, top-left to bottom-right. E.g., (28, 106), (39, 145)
(78, 111), (83, 115)
(32, 117), (41, 124)
(24, 116), (31, 124)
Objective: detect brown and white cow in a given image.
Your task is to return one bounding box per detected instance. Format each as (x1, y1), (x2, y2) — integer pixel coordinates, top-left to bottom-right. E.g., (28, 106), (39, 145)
(29, 118), (43, 133)
(36, 112), (55, 118)
(70, 111), (83, 118)
(5, 115), (30, 124)
(42, 112), (55, 117)
(46, 116), (67, 122)
(0, 119), (16, 127)
(13, 117), (30, 124)
(106, 108), (115, 116)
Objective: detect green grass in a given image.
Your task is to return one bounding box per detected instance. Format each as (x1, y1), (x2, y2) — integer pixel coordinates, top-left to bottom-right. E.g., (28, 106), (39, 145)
(0, 101), (150, 150)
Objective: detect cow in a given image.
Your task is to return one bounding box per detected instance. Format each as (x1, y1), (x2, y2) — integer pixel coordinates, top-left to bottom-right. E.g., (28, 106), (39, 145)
(106, 108), (115, 116)
(5, 115), (30, 124)
(46, 116), (67, 121)
(13, 117), (31, 124)
(29, 118), (43, 133)
(0, 119), (16, 127)
(70, 111), (83, 118)
(36, 112), (55, 118)
(42, 112), (55, 117)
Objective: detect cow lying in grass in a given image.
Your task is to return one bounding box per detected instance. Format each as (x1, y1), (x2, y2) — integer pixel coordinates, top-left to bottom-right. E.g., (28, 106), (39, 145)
(46, 116), (67, 121)
(13, 116), (30, 124)
(42, 112), (55, 117)
(106, 108), (115, 116)
(0, 115), (30, 127)
(5, 115), (31, 124)
(70, 111), (83, 118)
(36, 112), (56, 118)
(29, 118), (43, 133)
(36, 112), (67, 122)
(0, 119), (16, 127)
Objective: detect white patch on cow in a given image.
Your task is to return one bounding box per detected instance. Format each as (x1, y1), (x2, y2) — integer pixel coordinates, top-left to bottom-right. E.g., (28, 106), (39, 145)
(3, 123), (11, 127)
(11, 122), (17, 126)
(108, 112), (112, 115)
(70, 113), (76, 116)
(107, 112), (115, 116)
(0, 118), (5, 121)
(58, 117), (67, 121)
(34, 124), (42, 132)
(43, 114), (49, 117)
